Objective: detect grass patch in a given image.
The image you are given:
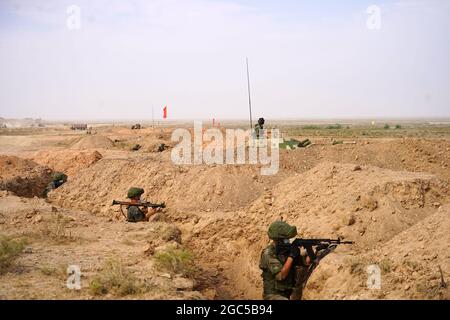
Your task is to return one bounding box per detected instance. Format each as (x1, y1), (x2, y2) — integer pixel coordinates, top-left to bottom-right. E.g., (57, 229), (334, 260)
(39, 264), (67, 278)
(0, 234), (27, 274)
(40, 266), (57, 276)
(153, 247), (195, 276)
(378, 258), (392, 273)
(345, 256), (367, 276)
(302, 125), (320, 130)
(325, 124), (343, 129)
(404, 259), (420, 271)
(114, 140), (138, 151)
(284, 123), (450, 139)
(39, 213), (76, 244)
(89, 258), (144, 296)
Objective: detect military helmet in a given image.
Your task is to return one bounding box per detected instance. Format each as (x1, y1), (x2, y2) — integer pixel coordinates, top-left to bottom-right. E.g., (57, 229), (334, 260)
(258, 118), (265, 125)
(268, 220), (297, 240)
(127, 187), (144, 199)
(52, 172), (67, 182)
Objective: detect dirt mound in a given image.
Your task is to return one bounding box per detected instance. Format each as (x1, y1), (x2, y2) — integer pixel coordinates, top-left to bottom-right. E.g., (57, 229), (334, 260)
(303, 205), (450, 300)
(248, 162), (449, 249)
(112, 134), (173, 152)
(30, 150), (103, 177)
(70, 135), (114, 150)
(177, 162), (450, 299)
(0, 155), (52, 197)
(137, 135), (173, 152)
(0, 195), (205, 300)
(280, 138), (450, 182)
(49, 155), (285, 215)
(48, 158), (450, 300)
(365, 204), (450, 299)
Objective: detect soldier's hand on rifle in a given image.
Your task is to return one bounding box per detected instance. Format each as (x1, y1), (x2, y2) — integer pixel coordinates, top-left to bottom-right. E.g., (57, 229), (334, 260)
(289, 245), (300, 260)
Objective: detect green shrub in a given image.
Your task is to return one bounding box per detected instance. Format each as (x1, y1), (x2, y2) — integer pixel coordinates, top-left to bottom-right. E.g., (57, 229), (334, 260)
(40, 266), (57, 276)
(326, 124), (342, 129)
(89, 258), (143, 296)
(0, 235), (27, 274)
(346, 256), (365, 275)
(39, 264), (67, 278)
(154, 247), (195, 276)
(40, 213), (75, 243)
(384, 124), (390, 129)
(395, 124), (402, 129)
(378, 258), (391, 273)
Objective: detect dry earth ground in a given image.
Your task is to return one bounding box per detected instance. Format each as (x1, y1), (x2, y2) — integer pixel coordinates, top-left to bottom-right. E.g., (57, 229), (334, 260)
(0, 123), (449, 300)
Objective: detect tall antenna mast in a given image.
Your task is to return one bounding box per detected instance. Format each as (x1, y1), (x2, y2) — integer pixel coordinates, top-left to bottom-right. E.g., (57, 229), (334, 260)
(246, 57), (253, 130)
(152, 105), (155, 129)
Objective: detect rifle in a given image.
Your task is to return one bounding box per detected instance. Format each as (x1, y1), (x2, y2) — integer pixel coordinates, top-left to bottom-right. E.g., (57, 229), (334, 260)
(112, 200), (166, 219)
(291, 238), (353, 261)
(276, 238), (354, 296)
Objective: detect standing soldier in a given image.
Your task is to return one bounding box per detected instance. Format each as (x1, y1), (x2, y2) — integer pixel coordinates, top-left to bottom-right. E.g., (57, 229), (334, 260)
(259, 220), (310, 300)
(254, 117), (265, 139)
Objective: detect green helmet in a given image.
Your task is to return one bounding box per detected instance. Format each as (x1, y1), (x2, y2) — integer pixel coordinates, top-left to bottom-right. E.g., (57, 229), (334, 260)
(267, 220), (297, 240)
(127, 187), (144, 199)
(52, 172), (67, 182)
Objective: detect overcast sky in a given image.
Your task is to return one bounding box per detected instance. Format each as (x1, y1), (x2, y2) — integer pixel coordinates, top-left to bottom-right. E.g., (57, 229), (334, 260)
(0, 0), (449, 121)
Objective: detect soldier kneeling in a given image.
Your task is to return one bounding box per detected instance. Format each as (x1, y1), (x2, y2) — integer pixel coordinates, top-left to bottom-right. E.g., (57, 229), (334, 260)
(126, 187), (160, 223)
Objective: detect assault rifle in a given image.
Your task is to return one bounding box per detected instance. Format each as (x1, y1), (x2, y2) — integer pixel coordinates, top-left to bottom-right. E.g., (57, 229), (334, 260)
(112, 200), (166, 209)
(290, 238), (353, 261)
(276, 238), (354, 294)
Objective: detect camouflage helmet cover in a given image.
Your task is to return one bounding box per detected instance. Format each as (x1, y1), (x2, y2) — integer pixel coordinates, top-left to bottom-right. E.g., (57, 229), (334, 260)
(127, 187), (144, 199)
(268, 220), (297, 240)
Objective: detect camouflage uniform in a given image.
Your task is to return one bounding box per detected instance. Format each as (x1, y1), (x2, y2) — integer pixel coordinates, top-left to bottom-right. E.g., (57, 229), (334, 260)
(254, 118), (265, 139)
(43, 172), (67, 197)
(254, 124), (262, 139)
(126, 187), (147, 222)
(259, 243), (297, 300)
(127, 205), (146, 222)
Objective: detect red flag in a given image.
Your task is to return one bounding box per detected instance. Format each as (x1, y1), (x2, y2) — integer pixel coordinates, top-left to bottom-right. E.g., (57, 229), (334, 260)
(163, 106), (167, 119)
